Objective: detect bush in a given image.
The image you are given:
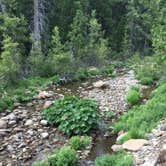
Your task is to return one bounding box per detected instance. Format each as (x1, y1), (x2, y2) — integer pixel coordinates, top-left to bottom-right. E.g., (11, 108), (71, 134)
(0, 96), (15, 112)
(113, 83), (166, 140)
(43, 96), (99, 135)
(126, 90), (140, 105)
(101, 65), (114, 76)
(104, 111), (115, 120)
(69, 136), (91, 150)
(140, 77), (153, 85)
(48, 146), (78, 166)
(95, 152), (133, 166)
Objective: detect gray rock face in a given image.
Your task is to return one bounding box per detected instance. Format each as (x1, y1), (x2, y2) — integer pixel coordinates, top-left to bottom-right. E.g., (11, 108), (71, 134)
(111, 144), (123, 152)
(160, 124), (166, 131)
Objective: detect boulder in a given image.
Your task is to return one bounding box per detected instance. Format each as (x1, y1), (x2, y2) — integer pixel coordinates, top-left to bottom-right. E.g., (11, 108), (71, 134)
(0, 119), (7, 129)
(111, 144), (123, 152)
(122, 139), (148, 152)
(93, 80), (109, 89)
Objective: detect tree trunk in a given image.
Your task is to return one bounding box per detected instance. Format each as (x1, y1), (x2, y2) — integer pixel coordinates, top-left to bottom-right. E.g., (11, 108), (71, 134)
(33, 0), (46, 54)
(0, 0), (7, 15)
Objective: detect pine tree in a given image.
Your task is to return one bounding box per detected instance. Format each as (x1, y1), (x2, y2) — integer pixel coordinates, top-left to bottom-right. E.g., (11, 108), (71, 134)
(0, 35), (21, 85)
(68, 8), (88, 61)
(85, 10), (108, 66)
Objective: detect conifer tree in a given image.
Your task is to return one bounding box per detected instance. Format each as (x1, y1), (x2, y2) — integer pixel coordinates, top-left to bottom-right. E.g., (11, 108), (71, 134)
(0, 35), (21, 85)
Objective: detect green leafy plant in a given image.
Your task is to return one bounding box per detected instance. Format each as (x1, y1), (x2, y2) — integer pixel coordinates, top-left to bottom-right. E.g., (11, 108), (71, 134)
(43, 96), (99, 135)
(95, 152), (133, 166)
(33, 161), (49, 166)
(104, 111), (116, 120)
(0, 96), (15, 112)
(48, 146), (78, 166)
(126, 90), (140, 105)
(69, 136), (91, 150)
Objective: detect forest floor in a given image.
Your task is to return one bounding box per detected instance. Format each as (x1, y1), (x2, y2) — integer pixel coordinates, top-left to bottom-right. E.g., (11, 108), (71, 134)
(0, 69), (165, 166)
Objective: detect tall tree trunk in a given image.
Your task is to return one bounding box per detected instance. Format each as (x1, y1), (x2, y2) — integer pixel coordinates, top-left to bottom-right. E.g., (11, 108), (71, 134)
(0, 0), (7, 15)
(33, 0), (46, 54)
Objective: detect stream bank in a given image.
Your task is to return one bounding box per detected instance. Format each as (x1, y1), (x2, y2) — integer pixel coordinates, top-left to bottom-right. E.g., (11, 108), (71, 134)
(0, 69), (157, 165)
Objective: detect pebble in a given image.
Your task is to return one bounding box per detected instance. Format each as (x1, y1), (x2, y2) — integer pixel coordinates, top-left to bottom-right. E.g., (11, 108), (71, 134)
(25, 119), (33, 126)
(41, 132), (49, 139)
(40, 120), (48, 126)
(0, 119), (7, 129)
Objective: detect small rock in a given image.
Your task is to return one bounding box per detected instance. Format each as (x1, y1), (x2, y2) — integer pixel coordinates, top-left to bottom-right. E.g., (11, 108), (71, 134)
(25, 119), (33, 126)
(160, 124), (166, 131)
(163, 144), (166, 150)
(93, 80), (109, 89)
(122, 139), (148, 152)
(8, 120), (16, 125)
(7, 113), (16, 120)
(38, 91), (52, 99)
(27, 130), (34, 136)
(43, 101), (53, 109)
(0, 119), (7, 129)
(111, 144), (123, 152)
(40, 120), (48, 126)
(41, 132), (49, 139)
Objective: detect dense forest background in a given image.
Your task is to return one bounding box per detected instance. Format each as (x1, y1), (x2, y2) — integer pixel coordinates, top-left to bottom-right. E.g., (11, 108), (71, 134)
(0, 0), (165, 85)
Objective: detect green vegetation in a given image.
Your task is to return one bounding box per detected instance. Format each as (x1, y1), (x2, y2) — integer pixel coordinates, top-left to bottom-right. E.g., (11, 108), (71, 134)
(69, 136), (91, 150)
(34, 146), (78, 166)
(43, 96), (99, 135)
(104, 111), (116, 120)
(126, 89), (140, 105)
(48, 146), (78, 166)
(95, 152), (133, 166)
(113, 83), (166, 140)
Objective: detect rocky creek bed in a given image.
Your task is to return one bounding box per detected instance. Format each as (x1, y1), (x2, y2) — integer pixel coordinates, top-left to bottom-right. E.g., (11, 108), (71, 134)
(0, 70), (165, 166)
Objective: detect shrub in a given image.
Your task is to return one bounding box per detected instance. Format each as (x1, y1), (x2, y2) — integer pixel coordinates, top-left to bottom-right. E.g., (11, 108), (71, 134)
(126, 90), (140, 105)
(101, 65), (114, 76)
(48, 146), (78, 166)
(43, 96), (99, 135)
(69, 136), (91, 150)
(140, 77), (153, 85)
(0, 96), (15, 112)
(95, 152), (133, 166)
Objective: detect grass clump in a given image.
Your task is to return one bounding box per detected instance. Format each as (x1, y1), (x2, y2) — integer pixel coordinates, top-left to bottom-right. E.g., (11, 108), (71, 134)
(113, 83), (166, 140)
(126, 89), (140, 105)
(69, 136), (91, 150)
(43, 96), (99, 135)
(140, 77), (153, 85)
(95, 152), (133, 166)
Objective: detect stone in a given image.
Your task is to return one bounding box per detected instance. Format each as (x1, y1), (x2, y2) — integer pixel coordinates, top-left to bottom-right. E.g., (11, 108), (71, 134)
(40, 120), (48, 126)
(38, 91), (52, 99)
(93, 80), (109, 89)
(7, 113), (16, 120)
(0, 119), (7, 129)
(43, 101), (53, 109)
(160, 124), (166, 131)
(41, 132), (49, 139)
(116, 132), (128, 143)
(25, 119), (33, 126)
(111, 144), (123, 152)
(163, 144), (166, 150)
(8, 120), (16, 125)
(122, 139), (148, 152)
